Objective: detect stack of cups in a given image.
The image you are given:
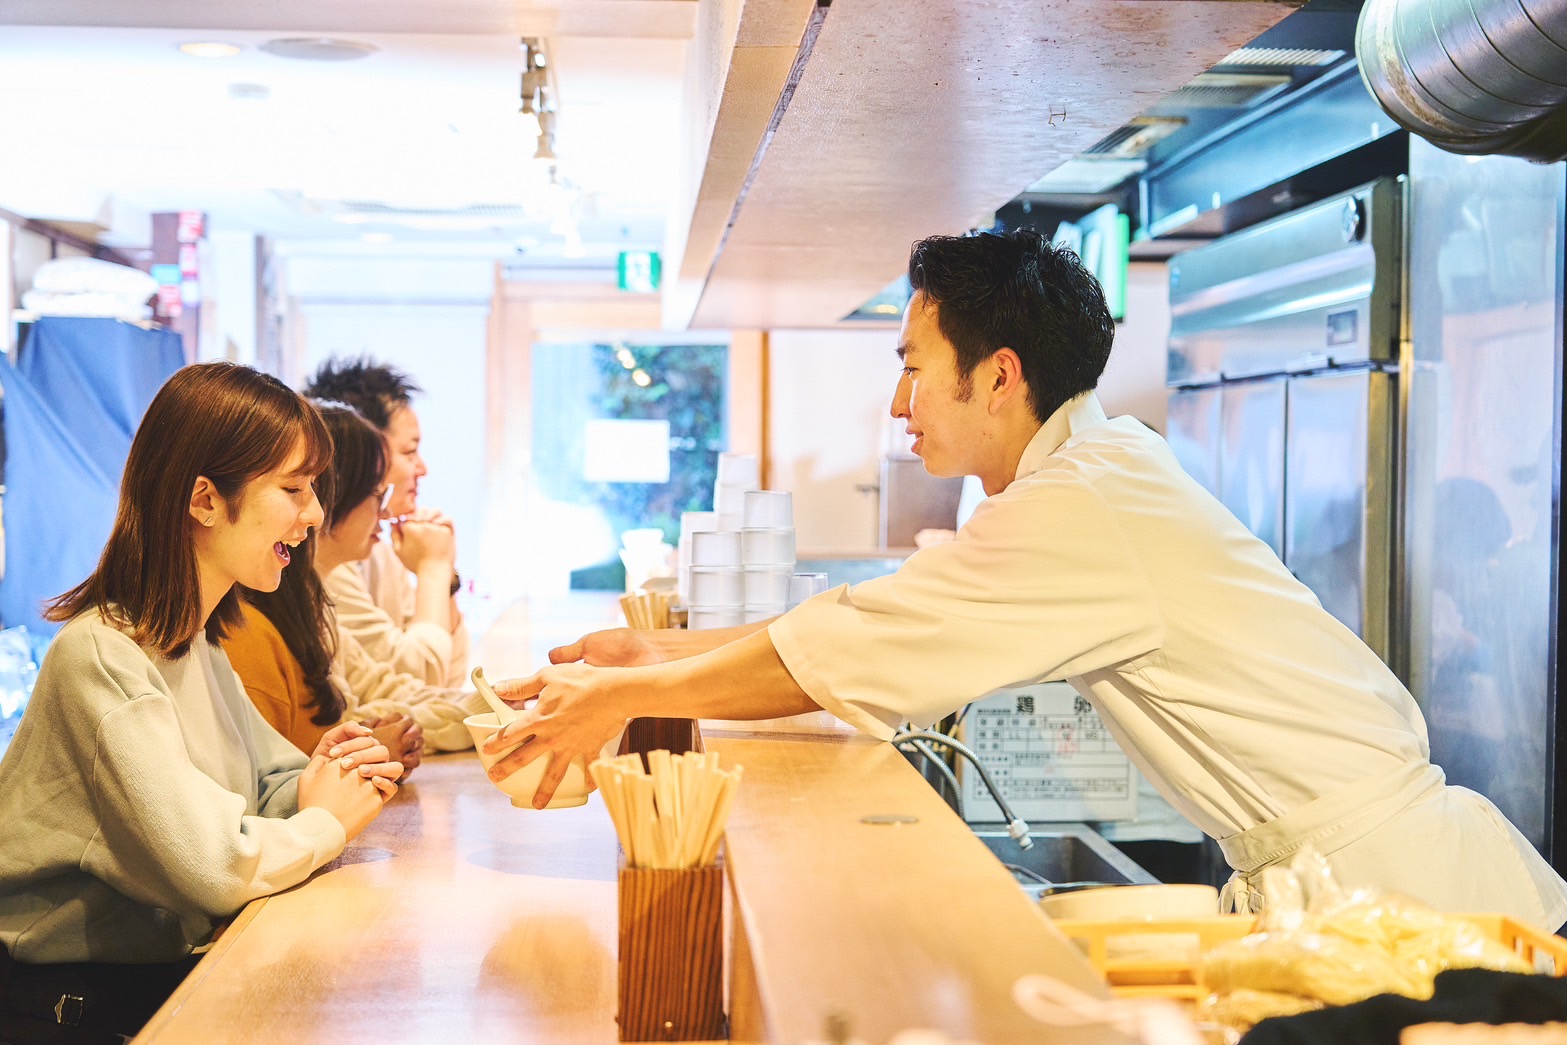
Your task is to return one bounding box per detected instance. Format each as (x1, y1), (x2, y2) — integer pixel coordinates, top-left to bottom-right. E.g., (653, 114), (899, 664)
(686, 530), (743, 630)
(677, 510), (718, 606)
(713, 453), (759, 532)
(740, 489), (795, 623)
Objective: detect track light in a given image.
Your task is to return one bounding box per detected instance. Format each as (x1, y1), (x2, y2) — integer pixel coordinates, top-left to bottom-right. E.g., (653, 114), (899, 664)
(519, 38), (558, 160)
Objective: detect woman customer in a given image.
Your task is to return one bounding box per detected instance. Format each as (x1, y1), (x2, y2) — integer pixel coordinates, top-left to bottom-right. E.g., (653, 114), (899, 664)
(304, 357), (467, 687)
(227, 401), (486, 763)
(0, 362), (402, 1044)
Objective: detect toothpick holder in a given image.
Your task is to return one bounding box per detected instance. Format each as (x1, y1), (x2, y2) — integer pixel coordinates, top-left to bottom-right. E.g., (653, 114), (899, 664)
(617, 860), (725, 1042)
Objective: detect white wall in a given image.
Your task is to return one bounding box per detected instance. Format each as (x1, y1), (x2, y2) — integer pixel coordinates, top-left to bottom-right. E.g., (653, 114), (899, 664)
(767, 327), (898, 550)
(201, 227), (257, 364)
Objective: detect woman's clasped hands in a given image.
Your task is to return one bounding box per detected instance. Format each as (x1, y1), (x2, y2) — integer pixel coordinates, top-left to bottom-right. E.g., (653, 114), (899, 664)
(299, 721), (404, 840)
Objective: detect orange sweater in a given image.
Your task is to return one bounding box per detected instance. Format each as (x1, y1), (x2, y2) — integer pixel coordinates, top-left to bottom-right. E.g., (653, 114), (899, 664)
(224, 602), (333, 755)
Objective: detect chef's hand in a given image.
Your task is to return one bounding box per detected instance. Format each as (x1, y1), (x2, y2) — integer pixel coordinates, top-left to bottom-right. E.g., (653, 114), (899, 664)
(550, 628), (668, 668)
(486, 665), (627, 809)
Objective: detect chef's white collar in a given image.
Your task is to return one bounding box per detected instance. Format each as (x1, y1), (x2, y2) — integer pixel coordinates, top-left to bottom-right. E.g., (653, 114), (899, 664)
(1013, 391), (1108, 482)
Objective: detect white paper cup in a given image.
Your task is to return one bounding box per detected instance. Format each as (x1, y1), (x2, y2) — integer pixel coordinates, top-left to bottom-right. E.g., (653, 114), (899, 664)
(689, 530), (741, 567)
(744, 564), (792, 605)
(713, 483), (751, 526)
(743, 489), (793, 528)
(743, 604), (786, 624)
(716, 452), (760, 488)
(689, 565), (743, 605)
(687, 606), (744, 630)
(678, 511), (720, 602)
(740, 526), (795, 566)
(787, 572), (830, 608)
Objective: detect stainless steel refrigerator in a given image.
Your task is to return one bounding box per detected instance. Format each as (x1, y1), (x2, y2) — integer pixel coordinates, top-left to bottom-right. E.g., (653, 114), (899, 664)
(1166, 178), (1401, 664)
(1166, 157), (1567, 869)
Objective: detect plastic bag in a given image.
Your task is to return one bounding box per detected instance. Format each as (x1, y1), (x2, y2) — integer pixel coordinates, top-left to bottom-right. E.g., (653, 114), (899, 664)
(1198, 847), (1533, 1037)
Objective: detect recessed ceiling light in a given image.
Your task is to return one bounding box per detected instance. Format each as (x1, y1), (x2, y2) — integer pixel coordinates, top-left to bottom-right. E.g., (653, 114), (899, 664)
(260, 37), (378, 62)
(178, 41), (242, 59)
(360, 232), (394, 244)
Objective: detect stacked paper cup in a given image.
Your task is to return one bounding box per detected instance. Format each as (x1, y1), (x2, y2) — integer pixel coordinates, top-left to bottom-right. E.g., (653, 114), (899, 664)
(686, 530), (743, 630)
(713, 453), (759, 534)
(740, 490), (795, 623)
(677, 510), (718, 606)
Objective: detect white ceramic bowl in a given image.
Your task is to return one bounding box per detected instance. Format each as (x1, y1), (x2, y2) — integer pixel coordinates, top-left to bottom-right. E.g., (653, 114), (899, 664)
(464, 713), (624, 809)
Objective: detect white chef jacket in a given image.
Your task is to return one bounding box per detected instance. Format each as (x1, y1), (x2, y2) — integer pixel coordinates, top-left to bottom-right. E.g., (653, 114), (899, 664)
(772, 392), (1567, 930)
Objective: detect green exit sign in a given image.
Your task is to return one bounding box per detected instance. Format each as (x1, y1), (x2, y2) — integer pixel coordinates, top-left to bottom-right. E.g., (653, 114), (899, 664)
(617, 251), (661, 293)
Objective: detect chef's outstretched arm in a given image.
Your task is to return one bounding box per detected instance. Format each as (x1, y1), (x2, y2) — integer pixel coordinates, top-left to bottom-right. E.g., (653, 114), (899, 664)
(489, 627), (817, 808)
(548, 618), (774, 668)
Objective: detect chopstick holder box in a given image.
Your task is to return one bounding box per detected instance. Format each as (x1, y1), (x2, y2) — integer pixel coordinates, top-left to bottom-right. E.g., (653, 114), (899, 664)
(617, 860), (725, 1042)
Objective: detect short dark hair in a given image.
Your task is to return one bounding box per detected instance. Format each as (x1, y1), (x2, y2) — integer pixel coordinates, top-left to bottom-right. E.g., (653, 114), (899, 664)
(302, 356), (421, 432)
(48, 362), (331, 657)
(907, 228), (1115, 425)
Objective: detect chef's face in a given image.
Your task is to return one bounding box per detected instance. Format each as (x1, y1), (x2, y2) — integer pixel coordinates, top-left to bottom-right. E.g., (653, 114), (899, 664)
(891, 292), (991, 478)
(382, 404), (426, 518)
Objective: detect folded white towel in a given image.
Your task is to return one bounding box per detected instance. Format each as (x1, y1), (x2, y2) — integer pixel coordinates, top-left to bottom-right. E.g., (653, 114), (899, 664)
(30, 256), (157, 299)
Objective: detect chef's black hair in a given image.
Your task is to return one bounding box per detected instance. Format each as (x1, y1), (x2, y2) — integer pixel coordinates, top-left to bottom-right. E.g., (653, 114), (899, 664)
(907, 228), (1114, 425)
(303, 355), (422, 432)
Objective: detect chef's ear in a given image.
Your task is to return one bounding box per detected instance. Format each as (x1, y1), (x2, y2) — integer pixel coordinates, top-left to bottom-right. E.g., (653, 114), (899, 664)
(987, 348), (1026, 412)
(189, 476), (221, 529)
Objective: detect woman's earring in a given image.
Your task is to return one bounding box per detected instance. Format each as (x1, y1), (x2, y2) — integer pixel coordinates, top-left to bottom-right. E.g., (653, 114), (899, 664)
(203, 517), (215, 527)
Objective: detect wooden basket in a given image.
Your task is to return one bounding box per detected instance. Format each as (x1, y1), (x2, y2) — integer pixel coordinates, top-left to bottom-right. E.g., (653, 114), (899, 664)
(617, 863), (726, 1041)
(1050, 913), (1567, 1002)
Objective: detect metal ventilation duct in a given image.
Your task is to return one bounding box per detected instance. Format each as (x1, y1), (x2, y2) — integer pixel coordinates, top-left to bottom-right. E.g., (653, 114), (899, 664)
(1356, 0), (1567, 162)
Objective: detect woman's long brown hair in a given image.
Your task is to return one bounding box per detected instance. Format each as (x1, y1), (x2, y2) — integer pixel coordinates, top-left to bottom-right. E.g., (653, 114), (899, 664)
(47, 362), (331, 657)
(243, 402), (385, 726)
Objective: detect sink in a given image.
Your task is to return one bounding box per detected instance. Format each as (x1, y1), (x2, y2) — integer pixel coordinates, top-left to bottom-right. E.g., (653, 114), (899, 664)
(973, 824), (1157, 901)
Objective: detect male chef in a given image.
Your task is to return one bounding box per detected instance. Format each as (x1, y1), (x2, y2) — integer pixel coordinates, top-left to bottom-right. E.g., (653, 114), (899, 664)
(488, 228), (1567, 929)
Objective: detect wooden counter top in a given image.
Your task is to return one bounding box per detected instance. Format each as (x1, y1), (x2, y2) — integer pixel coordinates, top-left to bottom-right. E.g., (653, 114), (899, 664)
(136, 721), (1126, 1044)
(136, 755), (626, 1044)
(705, 723), (1119, 1044)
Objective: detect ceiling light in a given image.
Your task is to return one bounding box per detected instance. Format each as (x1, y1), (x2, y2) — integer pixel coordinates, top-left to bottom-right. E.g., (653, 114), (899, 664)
(260, 37), (378, 62)
(360, 232), (394, 244)
(179, 41), (242, 59)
